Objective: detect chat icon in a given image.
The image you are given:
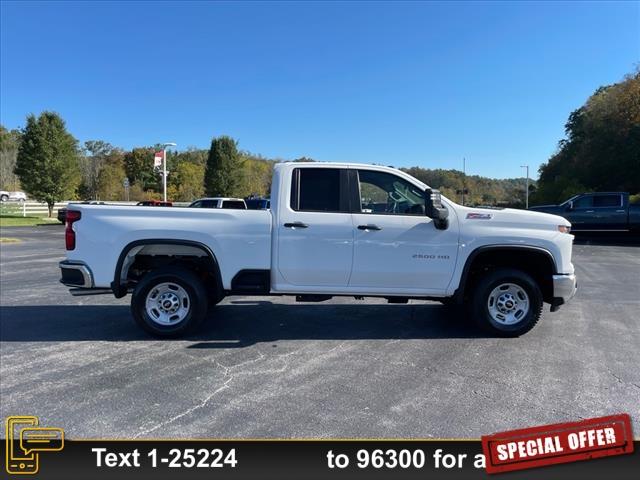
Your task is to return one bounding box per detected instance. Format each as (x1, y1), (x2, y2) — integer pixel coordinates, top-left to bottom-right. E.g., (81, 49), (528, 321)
(20, 427), (65, 454)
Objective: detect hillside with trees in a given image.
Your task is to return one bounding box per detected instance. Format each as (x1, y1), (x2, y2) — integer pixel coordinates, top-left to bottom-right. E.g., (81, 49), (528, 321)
(402, 167), (532, 208)
(533, 70), (640, 205)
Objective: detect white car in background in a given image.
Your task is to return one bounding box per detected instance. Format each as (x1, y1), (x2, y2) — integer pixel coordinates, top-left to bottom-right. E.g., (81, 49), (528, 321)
(188, 197), (247, 209)
(0, 190), (27, 202)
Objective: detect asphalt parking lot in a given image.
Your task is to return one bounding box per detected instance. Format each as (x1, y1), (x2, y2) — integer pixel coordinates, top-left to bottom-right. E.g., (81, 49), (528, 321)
(1, 225), (639, 439)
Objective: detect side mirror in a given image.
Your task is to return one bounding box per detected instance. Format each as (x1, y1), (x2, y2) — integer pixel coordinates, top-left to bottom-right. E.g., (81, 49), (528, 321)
(566, 201), (574, 211)
(425, 188), (449, 230)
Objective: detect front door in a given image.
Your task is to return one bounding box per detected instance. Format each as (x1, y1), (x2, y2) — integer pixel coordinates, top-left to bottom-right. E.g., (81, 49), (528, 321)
(565, 194), (594, 230)
(277, 167), (354, 287)
(349, 169), (458, 294)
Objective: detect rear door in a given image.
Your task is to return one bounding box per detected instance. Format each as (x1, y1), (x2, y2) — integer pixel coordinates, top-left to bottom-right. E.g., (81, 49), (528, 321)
(276, 167), (354, 287)
(592, 194), (626, 230)
(349, 168), (458, 293)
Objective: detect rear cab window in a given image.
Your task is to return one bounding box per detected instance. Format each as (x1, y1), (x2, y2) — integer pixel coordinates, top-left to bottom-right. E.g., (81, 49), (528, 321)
(290, 168), (350, 213)
(593, 194), (622, 207)
(221, 200), (246, 209)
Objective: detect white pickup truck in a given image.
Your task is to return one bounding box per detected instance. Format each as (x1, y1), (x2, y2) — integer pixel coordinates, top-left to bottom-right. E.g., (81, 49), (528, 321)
(60, 162), (577, 338)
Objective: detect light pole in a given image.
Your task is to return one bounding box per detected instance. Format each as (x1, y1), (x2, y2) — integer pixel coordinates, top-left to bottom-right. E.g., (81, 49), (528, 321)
(161, 142), (177, 202)
(521, 165), (529, 209)
(462, 157), (466, 206)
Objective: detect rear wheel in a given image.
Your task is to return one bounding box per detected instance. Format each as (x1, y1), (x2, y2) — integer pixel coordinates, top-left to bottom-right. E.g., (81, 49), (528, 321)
(131, 267), (208, 337)
(471, 268), (542, 337)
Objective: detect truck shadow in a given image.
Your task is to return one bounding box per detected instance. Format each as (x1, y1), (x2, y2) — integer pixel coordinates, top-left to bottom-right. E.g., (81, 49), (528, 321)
(0, 303), (492, 344)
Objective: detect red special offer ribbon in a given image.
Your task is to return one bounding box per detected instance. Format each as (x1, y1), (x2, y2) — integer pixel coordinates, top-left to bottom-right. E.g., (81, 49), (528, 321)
(481, 413), (634, 474)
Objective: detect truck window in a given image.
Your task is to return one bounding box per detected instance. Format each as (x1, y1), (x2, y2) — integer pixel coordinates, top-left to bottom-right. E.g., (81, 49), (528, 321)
(222, 200), (246, 209)
(593, 194), (621, 207)
(291, 168), (348, 212)
(357, 170), (425, 215)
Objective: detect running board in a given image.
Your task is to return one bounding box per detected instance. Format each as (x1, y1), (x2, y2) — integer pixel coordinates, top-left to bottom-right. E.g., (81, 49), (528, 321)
(69, 288), (113, 296)
(387, 297), (409, 304)
(296, 295), (333, 302)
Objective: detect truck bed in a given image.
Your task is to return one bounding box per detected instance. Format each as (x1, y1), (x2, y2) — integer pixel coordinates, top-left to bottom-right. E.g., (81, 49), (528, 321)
(67, 204), (272, 289)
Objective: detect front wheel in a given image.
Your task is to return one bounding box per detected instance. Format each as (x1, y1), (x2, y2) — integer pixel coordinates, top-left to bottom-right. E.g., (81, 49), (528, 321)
(0, 195), (8, 202)
(131, 267), (208, 338)
(471, 268), (543, 337)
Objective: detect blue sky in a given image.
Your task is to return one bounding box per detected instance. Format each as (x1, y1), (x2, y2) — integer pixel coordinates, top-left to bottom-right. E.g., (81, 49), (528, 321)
(1, 1), (638, 179)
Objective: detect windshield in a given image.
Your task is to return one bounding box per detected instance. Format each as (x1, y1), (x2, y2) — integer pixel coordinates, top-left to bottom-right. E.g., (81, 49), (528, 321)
(560, 195), (580, 206)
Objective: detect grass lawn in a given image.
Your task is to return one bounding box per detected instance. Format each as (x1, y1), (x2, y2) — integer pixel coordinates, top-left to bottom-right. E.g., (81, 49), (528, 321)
(0, 237), (22, 243)
(0, 215), (60, 227)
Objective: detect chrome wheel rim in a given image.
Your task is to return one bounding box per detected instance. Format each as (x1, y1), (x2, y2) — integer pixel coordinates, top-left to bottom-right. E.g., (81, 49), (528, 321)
(487, 283), (530, 325)
(145, 282), (190, 325)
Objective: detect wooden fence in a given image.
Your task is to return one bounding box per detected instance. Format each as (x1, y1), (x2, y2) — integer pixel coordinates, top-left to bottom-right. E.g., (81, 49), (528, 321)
(0, 201), (191, 217)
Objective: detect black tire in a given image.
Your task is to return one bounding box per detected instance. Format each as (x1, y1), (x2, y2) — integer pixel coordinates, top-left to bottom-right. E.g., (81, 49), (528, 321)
(470, 268), (543, 337)
(0, 195), (8, 202)
(131, 267), (208, 338)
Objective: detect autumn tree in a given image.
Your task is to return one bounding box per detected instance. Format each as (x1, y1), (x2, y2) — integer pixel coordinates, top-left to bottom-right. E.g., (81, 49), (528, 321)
(237, 154), (274, 197)
(124, 147), (157, 191)
(0, 125), (21, 190)
(79, 140), (117, 199)
(172, 161), (205, 201)
(96, 150), (127, 200)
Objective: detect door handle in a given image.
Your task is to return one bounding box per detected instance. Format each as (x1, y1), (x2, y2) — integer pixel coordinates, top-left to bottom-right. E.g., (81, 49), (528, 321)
(357, 224), (382, 231)
(284, 222), (308, 229)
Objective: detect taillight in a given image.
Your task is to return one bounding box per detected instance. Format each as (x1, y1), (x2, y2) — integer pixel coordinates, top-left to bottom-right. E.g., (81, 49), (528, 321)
(65, 210), (81, 250)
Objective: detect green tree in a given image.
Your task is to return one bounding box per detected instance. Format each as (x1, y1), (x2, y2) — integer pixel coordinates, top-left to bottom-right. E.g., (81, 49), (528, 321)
(14, 112), (80, 216)
(168, 148), (207, 169)
(204, 136), (244, 196)
(0, 125), (22, 190)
